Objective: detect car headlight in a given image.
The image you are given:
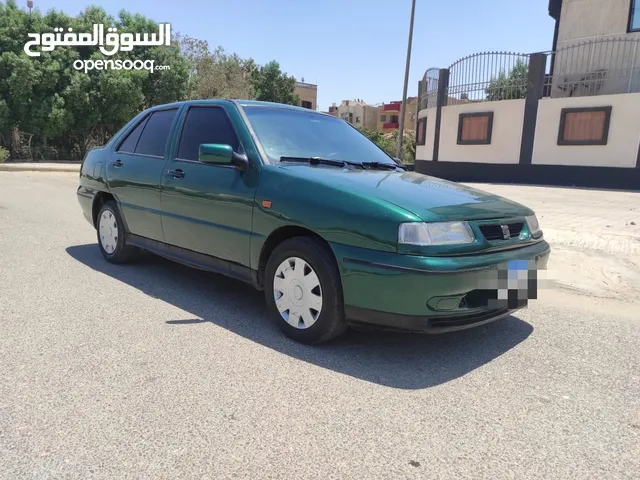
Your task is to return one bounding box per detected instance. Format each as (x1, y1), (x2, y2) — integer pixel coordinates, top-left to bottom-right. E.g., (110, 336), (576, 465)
(398, 222), (475, 246)
(525, 215), (541, 236)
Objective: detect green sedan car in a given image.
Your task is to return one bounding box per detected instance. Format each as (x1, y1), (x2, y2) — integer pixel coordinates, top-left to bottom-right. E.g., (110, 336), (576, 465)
(77, 99), (550, 344)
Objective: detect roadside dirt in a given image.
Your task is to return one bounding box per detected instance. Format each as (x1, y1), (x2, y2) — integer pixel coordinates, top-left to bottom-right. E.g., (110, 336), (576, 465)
(466, 183), (640, 307)
(545, 244), (640, 304)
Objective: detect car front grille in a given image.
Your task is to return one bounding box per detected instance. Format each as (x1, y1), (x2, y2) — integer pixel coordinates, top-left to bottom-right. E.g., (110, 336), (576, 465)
(479, 222), (524, 241)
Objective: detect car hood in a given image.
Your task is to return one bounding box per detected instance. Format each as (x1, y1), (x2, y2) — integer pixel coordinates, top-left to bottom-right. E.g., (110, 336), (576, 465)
(277, 165), (533, 222)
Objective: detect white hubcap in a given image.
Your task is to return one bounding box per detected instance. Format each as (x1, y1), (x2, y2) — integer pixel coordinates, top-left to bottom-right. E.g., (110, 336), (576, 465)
(99, 210), (118, 254)
(273, 257), (323, 329)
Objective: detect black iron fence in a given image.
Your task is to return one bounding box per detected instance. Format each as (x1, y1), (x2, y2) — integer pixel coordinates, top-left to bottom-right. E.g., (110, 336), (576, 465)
(418, 68), (440, 110)
(418, 37), (640, 111)
(447, 51), (530, 103)
(544, 37), (640, 98)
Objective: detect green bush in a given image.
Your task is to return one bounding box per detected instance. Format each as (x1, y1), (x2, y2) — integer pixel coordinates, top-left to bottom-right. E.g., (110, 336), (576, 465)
(0, 147), (8, 163)
(358, 127), (416, 164)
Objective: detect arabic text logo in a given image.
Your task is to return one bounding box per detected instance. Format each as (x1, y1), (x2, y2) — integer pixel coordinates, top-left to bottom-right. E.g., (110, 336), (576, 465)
(23, 23), (171, 58)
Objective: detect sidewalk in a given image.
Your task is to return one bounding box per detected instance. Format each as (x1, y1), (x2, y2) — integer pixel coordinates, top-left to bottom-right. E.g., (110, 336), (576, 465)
(0, 162), (80, 173)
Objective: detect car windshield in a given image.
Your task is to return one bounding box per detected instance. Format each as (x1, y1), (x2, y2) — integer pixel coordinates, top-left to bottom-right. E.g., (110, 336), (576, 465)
(242, 105), (397, 165)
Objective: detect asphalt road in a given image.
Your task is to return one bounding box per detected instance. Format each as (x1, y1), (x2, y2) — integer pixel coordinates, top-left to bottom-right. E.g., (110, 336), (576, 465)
(1, 172), (639, 480)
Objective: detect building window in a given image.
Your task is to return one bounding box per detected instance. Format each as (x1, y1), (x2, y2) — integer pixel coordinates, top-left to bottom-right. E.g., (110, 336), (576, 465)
(301, 100), (313, 109)
(457, 112), (494, 145)
(629, 0), (640, 32)
(355, 116), (360, 123)
(557, 106), (612, 146)
(390, 115), (399, 123)
(380, 114), (387, 122)
(416, 118), (427, 146)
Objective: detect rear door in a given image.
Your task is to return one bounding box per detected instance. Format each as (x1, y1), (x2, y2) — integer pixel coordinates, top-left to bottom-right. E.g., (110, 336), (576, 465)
(160, 104), (259, 266)
(105, 107), (179, 241)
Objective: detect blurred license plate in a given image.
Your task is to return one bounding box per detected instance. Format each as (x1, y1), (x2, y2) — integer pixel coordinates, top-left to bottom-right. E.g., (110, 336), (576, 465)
(508, 259), (530, 271)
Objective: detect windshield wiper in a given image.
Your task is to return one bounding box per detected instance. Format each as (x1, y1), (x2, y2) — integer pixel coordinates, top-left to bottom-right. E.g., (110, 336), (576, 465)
(360, 161), (406, 171)
(279, 156), (362, 168)
(279, 156), (405, 171)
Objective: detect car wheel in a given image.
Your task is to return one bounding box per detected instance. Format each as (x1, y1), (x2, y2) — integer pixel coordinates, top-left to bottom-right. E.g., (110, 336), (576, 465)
(96, 200), (139, 264)
(264, 237), (348, 345)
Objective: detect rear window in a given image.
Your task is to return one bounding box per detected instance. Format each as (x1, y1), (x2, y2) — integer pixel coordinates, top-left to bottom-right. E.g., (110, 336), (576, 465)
(134, 109), (178, 157)
(117, 116), (149, 153)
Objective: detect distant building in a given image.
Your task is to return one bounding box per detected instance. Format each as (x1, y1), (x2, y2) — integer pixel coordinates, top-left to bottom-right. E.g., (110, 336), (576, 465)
(294, 81), (318, 110)
(377, 97), (418, 134)
(547, 0), (640, 96)
(330, 99), (378, 130)
(549, 0), (639, 51)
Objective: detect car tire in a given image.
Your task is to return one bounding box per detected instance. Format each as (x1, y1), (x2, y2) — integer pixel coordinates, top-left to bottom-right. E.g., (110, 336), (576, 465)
(96, 200), (139, 264)
(264, 236), (348, 345)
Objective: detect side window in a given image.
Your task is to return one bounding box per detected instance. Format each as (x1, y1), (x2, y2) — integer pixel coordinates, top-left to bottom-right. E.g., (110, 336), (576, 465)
(117, 116), (149, 153)
(135, 109), (178, 157)
(177, 107), (240, 162)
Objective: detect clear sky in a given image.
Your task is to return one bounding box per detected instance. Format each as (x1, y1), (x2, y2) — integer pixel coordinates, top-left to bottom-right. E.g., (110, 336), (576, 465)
(33, 0), (555, 111)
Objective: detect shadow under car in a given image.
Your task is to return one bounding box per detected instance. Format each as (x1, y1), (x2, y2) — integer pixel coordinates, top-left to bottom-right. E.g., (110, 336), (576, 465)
(66, 243), (534, 390)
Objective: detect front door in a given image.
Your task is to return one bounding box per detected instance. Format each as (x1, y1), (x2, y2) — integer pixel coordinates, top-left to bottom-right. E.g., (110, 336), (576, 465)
(160, 105), (259, 267)
(105, 107), (179, 241)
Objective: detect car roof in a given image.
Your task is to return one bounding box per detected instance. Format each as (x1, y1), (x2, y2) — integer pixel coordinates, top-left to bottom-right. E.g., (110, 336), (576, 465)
(146, 99), (334, 117)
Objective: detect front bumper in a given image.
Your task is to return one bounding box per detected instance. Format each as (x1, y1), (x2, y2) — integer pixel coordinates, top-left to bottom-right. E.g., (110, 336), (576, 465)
(331, 240), (550, 333)
(345, 304), (515, 334)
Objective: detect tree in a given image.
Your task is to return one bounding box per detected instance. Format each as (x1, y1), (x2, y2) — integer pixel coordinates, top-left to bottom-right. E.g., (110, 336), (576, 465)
(0, 1), (296, 160)
(115, 9), (190, 106)
(250, 60), (299, 105)
(61, 68), (147, 158)
(0, 1), (76, 156)
(485, 59), (529, 101)
(357, 127), (416, 164)
(0, 3), (189, 158)
(175, 34), (254, 100)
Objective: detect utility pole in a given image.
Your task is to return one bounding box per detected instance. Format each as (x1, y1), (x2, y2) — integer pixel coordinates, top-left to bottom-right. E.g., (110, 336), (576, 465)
(396, 0), (416, 161)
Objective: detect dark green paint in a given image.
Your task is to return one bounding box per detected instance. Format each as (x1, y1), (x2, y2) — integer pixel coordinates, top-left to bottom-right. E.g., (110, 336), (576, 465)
(77, 99), (550, 323)
(199, 144), (233, 164)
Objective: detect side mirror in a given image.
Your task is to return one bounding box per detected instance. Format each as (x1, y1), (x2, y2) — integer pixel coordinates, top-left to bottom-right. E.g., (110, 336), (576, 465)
(199, 143), (249, 171)
(199, 144), (233, 164)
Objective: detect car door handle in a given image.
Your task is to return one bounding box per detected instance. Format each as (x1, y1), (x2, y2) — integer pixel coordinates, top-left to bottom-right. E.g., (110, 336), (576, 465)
(167, 169), (185, 179)
(111, 159), (123, 167)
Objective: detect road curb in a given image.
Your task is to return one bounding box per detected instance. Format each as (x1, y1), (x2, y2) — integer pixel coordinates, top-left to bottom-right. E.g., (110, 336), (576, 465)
(0, 163), (80, 173)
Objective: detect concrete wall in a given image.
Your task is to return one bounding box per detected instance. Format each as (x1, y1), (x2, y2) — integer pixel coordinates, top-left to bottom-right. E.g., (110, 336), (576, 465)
(416, 93), (640, 168)
(533, 92), (640, 167)
(436, 100), (525, 164)
(557, 0), (639, 44)
(416, 107), (435, 161)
